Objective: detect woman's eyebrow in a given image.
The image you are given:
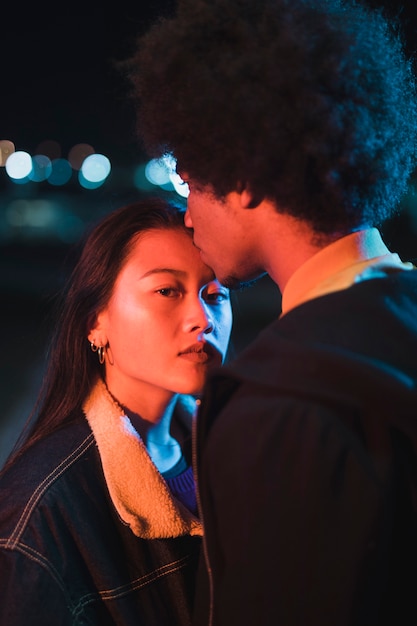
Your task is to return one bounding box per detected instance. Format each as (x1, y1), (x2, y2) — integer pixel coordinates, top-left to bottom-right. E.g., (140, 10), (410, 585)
(139, 268), (188, 279)
(140, 267), (217, 284)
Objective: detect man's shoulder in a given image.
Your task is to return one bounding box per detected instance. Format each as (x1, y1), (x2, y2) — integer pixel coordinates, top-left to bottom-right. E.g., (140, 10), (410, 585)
(205, 270), (417, 420)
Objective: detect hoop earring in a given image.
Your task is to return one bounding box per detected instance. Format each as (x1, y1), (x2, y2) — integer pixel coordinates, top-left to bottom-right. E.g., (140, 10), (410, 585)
(106, 345), (114, 366)
(90, 341), (106, 365)
(97, 346), (105, 364)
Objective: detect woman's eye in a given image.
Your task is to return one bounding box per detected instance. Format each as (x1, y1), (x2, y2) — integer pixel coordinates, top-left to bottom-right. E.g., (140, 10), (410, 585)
(156, 287), (180, 298)
(205, 291), (229, 304)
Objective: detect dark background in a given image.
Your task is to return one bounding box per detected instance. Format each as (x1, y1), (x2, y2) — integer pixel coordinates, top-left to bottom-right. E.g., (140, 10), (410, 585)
(1, 0), (416, 465)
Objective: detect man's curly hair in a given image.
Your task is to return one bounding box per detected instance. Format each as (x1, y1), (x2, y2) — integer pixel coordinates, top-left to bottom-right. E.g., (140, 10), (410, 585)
(127, 0), (417, 235)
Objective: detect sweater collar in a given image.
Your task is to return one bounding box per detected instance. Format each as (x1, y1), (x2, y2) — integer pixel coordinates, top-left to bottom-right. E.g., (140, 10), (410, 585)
(83, 379), (202, 539)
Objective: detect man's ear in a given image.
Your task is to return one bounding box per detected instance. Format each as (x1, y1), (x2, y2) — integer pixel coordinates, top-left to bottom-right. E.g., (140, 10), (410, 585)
(240, 188), (263, 209)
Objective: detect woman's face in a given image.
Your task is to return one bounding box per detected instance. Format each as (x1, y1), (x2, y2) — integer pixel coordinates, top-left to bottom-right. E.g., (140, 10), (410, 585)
(89, 227), (232, 404)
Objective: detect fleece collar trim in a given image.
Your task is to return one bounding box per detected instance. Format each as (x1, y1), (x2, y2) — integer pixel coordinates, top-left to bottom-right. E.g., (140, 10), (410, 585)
(83, 379), (202, 539)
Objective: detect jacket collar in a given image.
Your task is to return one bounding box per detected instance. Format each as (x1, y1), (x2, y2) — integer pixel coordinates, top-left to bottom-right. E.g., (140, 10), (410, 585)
(206, 273), (417, 444)
(281, 228), (411, 315)
(83, 379), (202, 539)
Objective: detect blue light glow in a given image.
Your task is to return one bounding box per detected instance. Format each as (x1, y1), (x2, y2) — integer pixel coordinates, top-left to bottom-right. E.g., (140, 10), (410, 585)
(78, 170), (105, 189)
(143, 155), (189, 198)
(80, 153), (111, 183)
(47, 159), (73, 186)
(133, 164), (156, 191)
(169, 172), (189, 198)
(144, 158), (171, 185)
(29, 155), (53, 182)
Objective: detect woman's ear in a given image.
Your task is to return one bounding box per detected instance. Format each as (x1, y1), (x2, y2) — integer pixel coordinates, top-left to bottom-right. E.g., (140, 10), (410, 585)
(87, 311), (107, 346)
(87, 329), (97, 344)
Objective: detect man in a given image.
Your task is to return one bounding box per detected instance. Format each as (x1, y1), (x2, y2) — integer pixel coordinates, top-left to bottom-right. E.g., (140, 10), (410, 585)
(127, 0), (417, 623)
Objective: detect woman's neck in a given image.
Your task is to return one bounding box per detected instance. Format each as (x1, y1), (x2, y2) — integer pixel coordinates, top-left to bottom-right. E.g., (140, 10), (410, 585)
(105, 382), (182, 473)
(128, 399), (182, 473)
(127, 397), (178, 445)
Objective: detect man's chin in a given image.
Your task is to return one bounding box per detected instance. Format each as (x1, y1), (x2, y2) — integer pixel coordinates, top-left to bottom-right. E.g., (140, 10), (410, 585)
(199, 249), (266, 290)
(197, 250), (240, 289)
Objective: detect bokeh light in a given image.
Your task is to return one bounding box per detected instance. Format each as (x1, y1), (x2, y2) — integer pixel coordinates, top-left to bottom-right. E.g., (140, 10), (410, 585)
(169, 172), (189, 198)
(34, 139), (61, 161)
(145, 158), (171, 186)
(0, 140), (15, 166)
(5, 151), (33, 182)
(28, 155), (53, 182)
(68, 143), (95, 170)
(4, 198), (85, 243)
(0, 140), (188, 197)
(47, 158), (73, 186)
(143, 155), (190, 198)
(79, 153), (111, 189)
(133, 163), (157, 191)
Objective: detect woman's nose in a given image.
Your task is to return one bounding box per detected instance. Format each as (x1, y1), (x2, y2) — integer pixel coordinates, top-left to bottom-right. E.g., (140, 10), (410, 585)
(185, 300), (214, 334)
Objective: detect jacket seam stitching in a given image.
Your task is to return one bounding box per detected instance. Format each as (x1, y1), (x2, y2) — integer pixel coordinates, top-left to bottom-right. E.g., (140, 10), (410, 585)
(72, 555), (191, 618)
(6, 434), (95, 549)
(0, 539), (70, 600)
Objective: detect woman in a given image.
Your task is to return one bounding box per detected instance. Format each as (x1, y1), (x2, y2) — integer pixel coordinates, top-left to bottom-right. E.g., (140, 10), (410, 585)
(0, 198), (233, 625)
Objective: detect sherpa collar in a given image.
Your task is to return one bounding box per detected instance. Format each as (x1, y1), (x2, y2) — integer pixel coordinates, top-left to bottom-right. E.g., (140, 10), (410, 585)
(83, 379), (202, 539)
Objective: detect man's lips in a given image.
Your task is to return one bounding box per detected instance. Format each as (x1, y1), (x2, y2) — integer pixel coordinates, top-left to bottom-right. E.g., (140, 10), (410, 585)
(192, 239), (203, 253)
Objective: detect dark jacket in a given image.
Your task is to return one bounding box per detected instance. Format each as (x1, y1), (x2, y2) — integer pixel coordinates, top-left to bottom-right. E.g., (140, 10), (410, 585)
(0, 381), (202, 625)
(194, 270), (417, 626)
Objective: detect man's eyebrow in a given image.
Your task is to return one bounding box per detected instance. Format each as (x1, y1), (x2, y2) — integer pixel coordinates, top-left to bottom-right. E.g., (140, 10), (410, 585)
(139, 268), (188, 279)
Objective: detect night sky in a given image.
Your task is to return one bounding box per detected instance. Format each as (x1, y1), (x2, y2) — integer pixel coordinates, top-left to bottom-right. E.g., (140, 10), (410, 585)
(3, 0), (415, 169)
(1, 0), (415, 196)
(2, 1), (176, 167)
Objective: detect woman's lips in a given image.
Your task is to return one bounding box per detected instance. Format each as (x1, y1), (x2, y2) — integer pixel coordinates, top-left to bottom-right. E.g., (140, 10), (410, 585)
(178, 342), (217, 364)
(179, 350), (211, 363)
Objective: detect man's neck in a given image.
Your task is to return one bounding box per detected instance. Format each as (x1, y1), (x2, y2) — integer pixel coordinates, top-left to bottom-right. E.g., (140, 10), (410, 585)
(259, 209), (330, 292)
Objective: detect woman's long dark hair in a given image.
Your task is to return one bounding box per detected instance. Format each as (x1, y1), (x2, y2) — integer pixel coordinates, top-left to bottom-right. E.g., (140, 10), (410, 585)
(2, 197), (189, 473)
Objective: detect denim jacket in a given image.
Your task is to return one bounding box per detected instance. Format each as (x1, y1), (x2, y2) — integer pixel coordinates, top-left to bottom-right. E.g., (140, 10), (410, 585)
(0, 380), (202, 625)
